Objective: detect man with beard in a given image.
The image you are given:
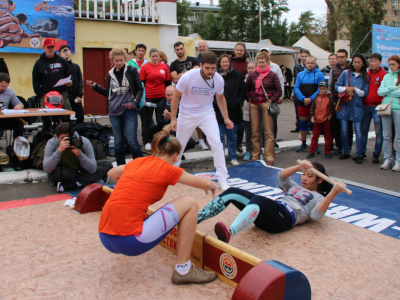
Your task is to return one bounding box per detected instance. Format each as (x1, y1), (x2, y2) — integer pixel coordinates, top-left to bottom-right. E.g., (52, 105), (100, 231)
(170, 41), (208, 150)
(170, 41), (199, 84)
(170, 51), (233, 191)
(0, 72), (24, 140)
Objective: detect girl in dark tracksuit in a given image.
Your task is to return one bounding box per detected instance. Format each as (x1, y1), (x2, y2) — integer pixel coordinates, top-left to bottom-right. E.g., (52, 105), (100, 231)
(197, 160), (347, 243)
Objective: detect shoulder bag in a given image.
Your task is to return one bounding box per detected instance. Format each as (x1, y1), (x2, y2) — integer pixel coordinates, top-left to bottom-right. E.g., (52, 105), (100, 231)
(259, 75), (280, 115)
(376, 97), (394, 116)
(338, 71), (351, 104)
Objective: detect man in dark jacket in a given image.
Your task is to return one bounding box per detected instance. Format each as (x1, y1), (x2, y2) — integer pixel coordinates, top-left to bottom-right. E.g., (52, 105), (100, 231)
(32, 37), (72, 131)
(59, 45), (84, 123)
(329, 49), (351, 154)
(281, 65), (293, 100)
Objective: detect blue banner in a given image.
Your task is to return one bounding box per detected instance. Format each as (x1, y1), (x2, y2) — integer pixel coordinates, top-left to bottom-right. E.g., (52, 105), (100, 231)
(372, 24), (400, 67)
(0, 0), (75, 53)
(194, 161), (400, 240)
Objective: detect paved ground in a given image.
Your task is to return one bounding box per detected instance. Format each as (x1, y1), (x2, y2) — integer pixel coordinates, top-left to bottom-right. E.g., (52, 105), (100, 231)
(1, 100), (399, 202)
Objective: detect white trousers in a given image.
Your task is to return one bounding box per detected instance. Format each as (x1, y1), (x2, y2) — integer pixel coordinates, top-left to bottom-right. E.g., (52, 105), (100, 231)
(175, 108), (228, 181)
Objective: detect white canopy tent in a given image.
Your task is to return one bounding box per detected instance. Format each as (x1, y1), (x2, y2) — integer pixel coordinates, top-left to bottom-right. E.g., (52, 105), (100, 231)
(292, 36), (331, 67)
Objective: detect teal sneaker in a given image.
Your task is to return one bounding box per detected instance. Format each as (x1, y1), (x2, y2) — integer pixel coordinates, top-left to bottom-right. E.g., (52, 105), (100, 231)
(243, 152), (252, 161)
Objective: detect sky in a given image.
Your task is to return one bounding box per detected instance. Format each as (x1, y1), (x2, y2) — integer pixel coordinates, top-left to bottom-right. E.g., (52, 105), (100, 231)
(285, 0), (327, 24)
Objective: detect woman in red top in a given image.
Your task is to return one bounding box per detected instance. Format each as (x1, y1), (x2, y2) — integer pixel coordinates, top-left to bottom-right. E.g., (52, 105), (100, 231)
(140, 48), (172, 151)
(99, 126), (218, 285)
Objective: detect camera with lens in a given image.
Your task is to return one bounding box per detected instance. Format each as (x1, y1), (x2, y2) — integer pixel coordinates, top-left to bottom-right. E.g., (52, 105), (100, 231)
(68, 135), (83, 149)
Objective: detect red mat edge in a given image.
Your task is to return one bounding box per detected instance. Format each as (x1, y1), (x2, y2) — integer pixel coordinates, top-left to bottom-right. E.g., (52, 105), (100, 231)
(0, 194), (72, 210)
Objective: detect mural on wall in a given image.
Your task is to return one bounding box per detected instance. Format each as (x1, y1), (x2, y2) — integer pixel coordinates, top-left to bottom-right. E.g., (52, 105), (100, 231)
(0, 0), (75, 53)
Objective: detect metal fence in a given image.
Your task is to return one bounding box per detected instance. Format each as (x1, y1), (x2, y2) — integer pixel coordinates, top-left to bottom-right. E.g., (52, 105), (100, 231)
(75, 0), (157, 23)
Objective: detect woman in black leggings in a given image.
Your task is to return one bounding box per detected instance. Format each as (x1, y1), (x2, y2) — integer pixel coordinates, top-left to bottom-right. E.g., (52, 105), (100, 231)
(197, 160), (347, 243)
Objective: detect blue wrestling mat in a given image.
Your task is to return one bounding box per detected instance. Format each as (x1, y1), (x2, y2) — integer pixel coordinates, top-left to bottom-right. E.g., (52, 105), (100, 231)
(194, 161), (400, 240)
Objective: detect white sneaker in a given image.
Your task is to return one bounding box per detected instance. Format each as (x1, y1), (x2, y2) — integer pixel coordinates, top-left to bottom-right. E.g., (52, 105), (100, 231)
(380, 159), (393, 170)
(145, 143), (151, 151)
(392, 163), (400, 172)
(229, 159), (239, 166)
(218, 180), (230, 191)
(199, 139), (209, 150)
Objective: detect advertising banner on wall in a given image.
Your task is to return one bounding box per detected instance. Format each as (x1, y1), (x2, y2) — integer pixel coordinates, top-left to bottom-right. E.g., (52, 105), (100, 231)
(0, 0), (75, 53)
(372, 24), (400, 67)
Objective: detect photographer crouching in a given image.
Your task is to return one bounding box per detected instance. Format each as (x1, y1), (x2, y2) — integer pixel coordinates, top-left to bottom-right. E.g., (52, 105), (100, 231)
(43, 122), (112, 192)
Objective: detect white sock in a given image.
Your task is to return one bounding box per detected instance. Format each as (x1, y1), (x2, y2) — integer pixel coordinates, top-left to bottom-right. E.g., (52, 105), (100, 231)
(175, 260), (192, 275)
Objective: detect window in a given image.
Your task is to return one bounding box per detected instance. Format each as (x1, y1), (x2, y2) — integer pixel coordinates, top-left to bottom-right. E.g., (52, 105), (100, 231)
(392, 0), (400, 5)
(394, 10), (400, 16)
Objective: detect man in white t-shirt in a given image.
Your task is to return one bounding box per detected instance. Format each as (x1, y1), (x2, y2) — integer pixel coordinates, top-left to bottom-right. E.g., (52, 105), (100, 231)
(171, 51), (234, 191)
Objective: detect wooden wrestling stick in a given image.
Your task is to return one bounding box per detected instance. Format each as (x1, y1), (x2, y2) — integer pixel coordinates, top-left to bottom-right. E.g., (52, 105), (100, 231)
(296, 159), (352, 195)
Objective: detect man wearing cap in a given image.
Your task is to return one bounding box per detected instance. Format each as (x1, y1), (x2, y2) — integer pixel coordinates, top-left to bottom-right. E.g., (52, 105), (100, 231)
(308, 80), (335, 159)
(32, 37), (72, 131)
(59, 44), (84, 123)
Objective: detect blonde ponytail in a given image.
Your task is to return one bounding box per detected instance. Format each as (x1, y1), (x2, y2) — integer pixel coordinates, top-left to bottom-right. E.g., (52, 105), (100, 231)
(151, 125), (182, 157)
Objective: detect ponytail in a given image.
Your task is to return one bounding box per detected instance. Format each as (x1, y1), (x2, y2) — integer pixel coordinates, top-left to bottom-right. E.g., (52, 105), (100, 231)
(311, 162), (333, 196)
(151, 125), (182, 157)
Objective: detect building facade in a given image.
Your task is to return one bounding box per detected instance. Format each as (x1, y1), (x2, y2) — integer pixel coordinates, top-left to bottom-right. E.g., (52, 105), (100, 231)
(383, 0), (400, 27)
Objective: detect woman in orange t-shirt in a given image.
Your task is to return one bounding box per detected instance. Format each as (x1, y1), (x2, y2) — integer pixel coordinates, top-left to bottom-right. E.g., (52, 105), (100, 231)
(99, 126), (218, 285)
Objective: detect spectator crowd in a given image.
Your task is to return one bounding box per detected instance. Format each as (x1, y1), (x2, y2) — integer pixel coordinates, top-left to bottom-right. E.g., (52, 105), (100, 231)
(1, 38), (399, 193)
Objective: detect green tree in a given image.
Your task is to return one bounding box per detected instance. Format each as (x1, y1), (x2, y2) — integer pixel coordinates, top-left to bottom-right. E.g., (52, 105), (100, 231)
(287, 10), (316, 45)
(249, 0), (289, 42)
(190, 0), (289, 43)
(177, 0), (193, 36)
(343, 0), (386, 54)
(218, 0), (240, 41)
(192, 11), (221, 40)
(264, 15), (289, 46)
(325, 0), (386, 53)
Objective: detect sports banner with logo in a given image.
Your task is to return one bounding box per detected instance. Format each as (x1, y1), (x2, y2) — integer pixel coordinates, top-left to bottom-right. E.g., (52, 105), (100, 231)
(194, 161), (400, 240)
(372, 24), (400, 67)
(0, 0), (75, 53)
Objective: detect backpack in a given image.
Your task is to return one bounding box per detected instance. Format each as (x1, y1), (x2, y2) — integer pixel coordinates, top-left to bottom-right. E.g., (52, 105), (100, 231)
(29, 140), (48, 170)
(74, 121), (111, 140)
(29, 131), (54, 170)
(90, 139), (107, 160)
(32, 131), (55, 150)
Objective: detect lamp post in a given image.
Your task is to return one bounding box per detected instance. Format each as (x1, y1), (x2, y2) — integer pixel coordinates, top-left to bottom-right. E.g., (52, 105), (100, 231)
(259, 0), (262, 41)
